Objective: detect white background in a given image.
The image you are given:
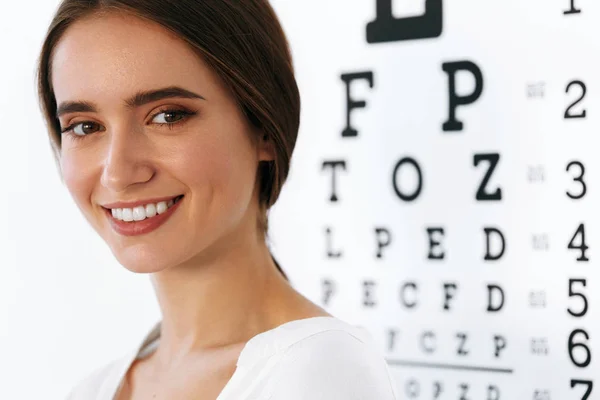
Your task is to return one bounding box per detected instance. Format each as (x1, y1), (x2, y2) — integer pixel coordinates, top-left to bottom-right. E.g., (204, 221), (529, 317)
(2, 0), (599, 398)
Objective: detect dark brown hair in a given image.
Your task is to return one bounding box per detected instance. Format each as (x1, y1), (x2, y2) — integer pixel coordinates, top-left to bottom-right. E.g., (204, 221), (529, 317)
(36, 0), (301, 281)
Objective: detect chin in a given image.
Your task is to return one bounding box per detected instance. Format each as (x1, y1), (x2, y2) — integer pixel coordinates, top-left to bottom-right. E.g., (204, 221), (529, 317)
(118, 257), (169, 274)
(120, 260), (167, 274)
(110, 245), (179, 274)
(99, 219), (202, 273)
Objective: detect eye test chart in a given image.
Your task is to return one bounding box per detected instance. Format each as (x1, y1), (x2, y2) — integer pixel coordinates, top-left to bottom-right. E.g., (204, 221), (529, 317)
(268, 0), (600, 399)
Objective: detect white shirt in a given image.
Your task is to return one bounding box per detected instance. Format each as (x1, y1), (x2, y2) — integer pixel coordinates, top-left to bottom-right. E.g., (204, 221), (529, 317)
(66, 316), (399, 399)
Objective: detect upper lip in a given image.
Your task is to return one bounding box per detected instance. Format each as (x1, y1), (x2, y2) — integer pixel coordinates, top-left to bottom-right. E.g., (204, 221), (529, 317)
(101, 195), (183, 209)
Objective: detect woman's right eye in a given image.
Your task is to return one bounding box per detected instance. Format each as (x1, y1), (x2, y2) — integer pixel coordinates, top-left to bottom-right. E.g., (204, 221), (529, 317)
(62, 121), (101, 137)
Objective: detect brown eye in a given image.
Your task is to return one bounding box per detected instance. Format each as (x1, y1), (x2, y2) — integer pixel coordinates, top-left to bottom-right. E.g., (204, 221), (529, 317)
(72, 121), (101, 136)
(151, 110), (188, 125)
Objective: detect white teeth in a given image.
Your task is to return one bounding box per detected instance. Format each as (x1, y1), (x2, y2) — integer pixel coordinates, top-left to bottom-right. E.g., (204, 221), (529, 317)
(157, 201), (168, 215)
(109, 197), (180, 222)
(145, 203), (157, 218)
(122, 208), (133, 222)
(132, 206), (146, 221)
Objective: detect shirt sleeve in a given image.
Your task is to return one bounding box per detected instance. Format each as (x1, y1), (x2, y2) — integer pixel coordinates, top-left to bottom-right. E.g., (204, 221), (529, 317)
(264, 329), (398, 400)
(65, 357), (124, 399)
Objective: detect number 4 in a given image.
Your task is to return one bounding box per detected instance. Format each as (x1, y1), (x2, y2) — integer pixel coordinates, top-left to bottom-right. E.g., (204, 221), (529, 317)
(568, 224), (589, 262)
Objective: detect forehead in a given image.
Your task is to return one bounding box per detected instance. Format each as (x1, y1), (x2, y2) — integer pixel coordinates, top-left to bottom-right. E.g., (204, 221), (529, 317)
(51, 12), (213, 105)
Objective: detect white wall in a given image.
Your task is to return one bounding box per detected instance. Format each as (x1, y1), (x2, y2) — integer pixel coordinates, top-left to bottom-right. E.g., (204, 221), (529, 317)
(268, 1), (600, 399)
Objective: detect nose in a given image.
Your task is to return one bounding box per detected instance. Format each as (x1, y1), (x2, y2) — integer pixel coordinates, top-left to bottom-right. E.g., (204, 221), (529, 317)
(100, 125), (154, 192)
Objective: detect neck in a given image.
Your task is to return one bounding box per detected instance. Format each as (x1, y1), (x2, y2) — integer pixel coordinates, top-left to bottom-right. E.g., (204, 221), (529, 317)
(148, 206), (291, 368)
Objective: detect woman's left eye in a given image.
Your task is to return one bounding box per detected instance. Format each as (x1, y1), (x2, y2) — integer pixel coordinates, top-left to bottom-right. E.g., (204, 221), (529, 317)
(151, 109), (196, 127)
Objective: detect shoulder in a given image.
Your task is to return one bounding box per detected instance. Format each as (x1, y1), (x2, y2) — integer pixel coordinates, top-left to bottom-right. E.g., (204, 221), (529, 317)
(65, 321), (160, 399)
(265, 329), (398, 400)
(65, 355), (128, 400)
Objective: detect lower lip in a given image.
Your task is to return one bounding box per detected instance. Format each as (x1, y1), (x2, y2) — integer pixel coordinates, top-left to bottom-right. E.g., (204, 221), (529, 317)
(103, 197), (183, 237)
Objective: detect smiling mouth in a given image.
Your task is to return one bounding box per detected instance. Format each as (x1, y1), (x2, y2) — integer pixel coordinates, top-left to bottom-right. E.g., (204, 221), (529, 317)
(106, 195), (184, 222)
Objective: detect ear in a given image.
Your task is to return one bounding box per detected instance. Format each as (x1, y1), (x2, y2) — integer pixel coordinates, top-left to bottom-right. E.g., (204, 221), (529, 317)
(257, 133), (276, 162)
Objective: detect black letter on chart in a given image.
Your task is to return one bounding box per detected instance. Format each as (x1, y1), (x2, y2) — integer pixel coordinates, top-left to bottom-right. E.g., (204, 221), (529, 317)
(388, 329), (400, 351)
(484, 227), (506, 261)
(433, 382), (444, 399)
(564, 0), (582, 15)
(487, 284), (505, 312)
(401, 282), (418, 309)
(459, 383), (470, 400)
(456, 333), (469, 356)
(321, 279), (335, 306)
(427, 227), (445, 260)
(341, 72), (374, 137)
(493, 335), (507, 358)
(406, 380), (420, 398)
(375, 227), (392, 259)
(363, 280), (377, 307)
(392, 157), (423, 202)
(366, 0), (443, 43)
(487, 385), (500, 400)
(322, 160), (347, 202)
(421, 331), (436, 353)
(442, 60), (484, 132)
(325, 227), (342, 258)
(474, 153), (502, 201)
(443, 282), (458, 311)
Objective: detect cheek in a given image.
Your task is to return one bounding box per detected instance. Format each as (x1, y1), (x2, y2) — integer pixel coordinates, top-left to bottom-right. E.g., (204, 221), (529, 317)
(60, 152), (96, 210)
(175, 130), (257, 207)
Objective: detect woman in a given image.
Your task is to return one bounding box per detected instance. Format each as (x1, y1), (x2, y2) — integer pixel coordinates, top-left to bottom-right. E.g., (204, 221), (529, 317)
(36, 1), (399, 399)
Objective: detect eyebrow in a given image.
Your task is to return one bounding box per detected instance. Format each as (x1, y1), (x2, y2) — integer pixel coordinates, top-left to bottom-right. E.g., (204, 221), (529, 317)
(55, 86), (206, 119)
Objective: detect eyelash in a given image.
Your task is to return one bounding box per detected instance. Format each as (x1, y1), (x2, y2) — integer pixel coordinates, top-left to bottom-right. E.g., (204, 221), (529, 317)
(60, 108), (198, 141)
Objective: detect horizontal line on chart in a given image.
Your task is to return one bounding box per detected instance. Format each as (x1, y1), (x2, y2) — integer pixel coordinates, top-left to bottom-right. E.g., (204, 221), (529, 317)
(385, 359), (514, 374)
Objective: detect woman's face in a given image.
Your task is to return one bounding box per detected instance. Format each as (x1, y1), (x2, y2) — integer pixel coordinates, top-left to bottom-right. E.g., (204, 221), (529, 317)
(51, 13), (273, 273)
